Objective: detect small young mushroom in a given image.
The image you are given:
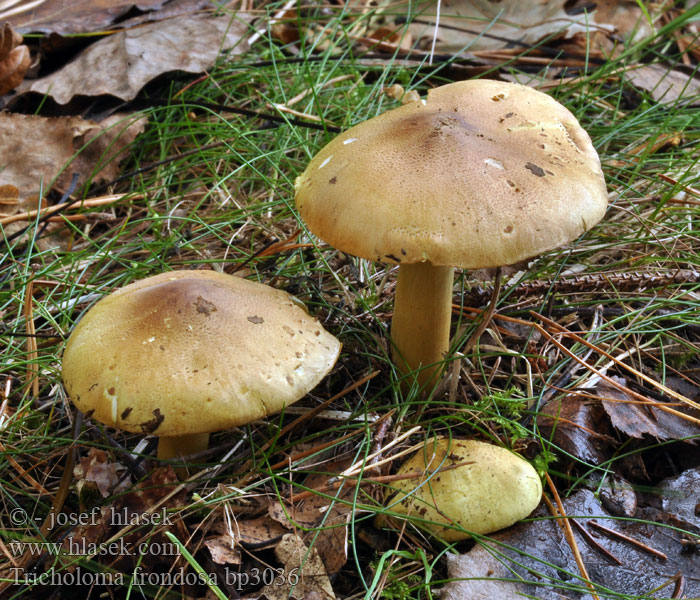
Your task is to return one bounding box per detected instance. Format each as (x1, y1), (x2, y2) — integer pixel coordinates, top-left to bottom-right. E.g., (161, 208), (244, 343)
(62, 270), (341, 466)
(376, 437), (542, 541)
(295, 79), (608, 389)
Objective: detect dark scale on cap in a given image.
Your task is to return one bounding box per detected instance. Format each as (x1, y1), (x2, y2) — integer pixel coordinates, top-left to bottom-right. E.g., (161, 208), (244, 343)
(525, 162), (546, 177)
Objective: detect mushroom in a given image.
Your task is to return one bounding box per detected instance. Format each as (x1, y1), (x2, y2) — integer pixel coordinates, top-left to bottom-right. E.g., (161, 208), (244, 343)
(376, 437), (542, 541)
(295, 80), (608, 389)
(62, 270), (341, 465)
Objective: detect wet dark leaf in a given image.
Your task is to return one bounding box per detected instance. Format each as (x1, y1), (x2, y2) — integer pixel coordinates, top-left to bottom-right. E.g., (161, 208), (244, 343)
(599, 475), (637, 518)
(537, 394), (614, 464)
(442, 489), (700, 599)
(658, 466), (700, 529)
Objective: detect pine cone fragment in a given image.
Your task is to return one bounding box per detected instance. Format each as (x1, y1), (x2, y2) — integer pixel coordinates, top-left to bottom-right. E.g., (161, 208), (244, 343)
(0, 22), (31, 95)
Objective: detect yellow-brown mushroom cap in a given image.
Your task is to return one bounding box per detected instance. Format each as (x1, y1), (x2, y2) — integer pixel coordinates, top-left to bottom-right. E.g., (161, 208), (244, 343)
(295, 79), (608, 268)
(62, 271), (341, 437)
(379, 437), (542, 541)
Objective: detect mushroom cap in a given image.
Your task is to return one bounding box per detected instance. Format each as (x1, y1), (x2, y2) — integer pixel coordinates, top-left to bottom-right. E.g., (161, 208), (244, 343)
(295, 79), (608, 268)
(378, 437), (542, 541)
(62, 271), (341, 437)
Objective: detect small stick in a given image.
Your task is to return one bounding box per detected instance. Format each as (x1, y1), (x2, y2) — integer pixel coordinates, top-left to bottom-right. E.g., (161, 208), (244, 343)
(247, 0), (296, 46)
(588, 520), (668, 561)
(671, 572), (686, 599)
(532, 311), (700, 414)
(570, 519), (622, 565)
(0, 193), (137, 226)
(658, 173), (700, 198)
(339, 425), (420, 480)
(266, 427), (367, 472)
(367, 412), (393, 474)
(545, 473), (600, 600)
(461, 267), (501, 357)
(0, 534), (18, 567)
(451, 306), (700, 427)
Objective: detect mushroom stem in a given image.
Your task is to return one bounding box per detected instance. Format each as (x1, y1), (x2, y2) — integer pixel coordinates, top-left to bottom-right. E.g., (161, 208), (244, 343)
(390, 262), (454, 391)
(157, 433), (210, 467)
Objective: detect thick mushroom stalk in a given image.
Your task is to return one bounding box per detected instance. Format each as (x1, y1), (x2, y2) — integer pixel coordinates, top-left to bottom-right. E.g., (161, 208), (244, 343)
(157, 434), (210, 461)
(391, 263), (454, 390)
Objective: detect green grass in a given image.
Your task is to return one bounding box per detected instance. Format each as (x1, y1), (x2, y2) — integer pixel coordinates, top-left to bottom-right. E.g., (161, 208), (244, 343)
(2, 1), (700, 599)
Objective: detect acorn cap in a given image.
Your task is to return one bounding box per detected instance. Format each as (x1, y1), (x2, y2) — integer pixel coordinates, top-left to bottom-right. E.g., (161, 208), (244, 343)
(295, 79), (607, 268)
(62, 271), (341, 437)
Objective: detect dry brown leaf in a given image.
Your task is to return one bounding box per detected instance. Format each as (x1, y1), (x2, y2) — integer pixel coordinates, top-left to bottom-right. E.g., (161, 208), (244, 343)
(221, 513), (288, 549)
(441, 489), (700, 599)
(73, 447), (129, 499)
(382, 0), (616, 53)
(0, 112), (145, 207)
(0, 184), (20, 215)
(585, 0), (652, 45)
(624, 63), (700, 104)
(7, 0), (170, 35)
(19, 11), (250, 104)
(297, 467), (355, 575)
(259, 534), (335, 600)
(267, 457), (355, 574)
(60, 467), (188, 576)
(0, 23), (30, 95)
(204, 535), (242, 565)
(0, 111), (144, 249)
(537, 394), (615, 465)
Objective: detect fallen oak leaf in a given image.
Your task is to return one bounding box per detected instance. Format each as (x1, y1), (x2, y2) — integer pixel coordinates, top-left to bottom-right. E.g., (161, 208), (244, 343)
(624, 63), (700, 105)
(214, 513), (287, 550)
(0, 112), (146, 205)
(441, 489), (700, 599)
(268, 456), (356, 575)
(382, 0), (616, 53)
(6, 0), (229, 36)
(18, 11), (251, 104)
(0, 112), (145, 248)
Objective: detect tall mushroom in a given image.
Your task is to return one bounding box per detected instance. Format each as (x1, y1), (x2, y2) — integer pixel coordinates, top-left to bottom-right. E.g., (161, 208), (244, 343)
(62, 270), (341, 464)
(295, 79), (608, 389)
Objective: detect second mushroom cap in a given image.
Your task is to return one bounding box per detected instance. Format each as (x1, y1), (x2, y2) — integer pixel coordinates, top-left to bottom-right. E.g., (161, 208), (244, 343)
(62, 270), (341, 439)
